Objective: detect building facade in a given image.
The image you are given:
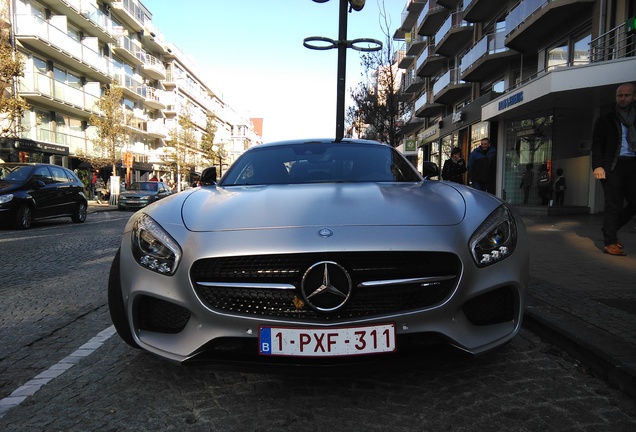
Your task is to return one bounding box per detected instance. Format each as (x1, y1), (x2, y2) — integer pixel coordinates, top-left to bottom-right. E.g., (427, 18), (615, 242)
(395, 0), (636, 213)
(1, 0), (261, 187)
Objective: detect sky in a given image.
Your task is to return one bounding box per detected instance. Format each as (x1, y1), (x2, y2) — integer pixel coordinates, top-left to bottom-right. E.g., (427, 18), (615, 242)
(143, 0), (405, 142)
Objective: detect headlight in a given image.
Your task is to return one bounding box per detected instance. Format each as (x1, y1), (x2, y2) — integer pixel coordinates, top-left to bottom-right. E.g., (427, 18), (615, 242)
(0, 194), (14, 204)
(131, 213), (182, 275)
(469, 205), (517, 268)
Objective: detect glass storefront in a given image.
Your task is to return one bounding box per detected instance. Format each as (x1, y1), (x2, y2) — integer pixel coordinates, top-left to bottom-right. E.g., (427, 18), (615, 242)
(503, 113), (554, 206)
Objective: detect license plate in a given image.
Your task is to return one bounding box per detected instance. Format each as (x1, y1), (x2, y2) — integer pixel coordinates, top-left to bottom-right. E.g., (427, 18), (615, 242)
(259, 323), (396, 357)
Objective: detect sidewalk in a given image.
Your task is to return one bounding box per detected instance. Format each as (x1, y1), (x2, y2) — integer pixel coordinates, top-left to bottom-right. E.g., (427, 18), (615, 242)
(522, 213), (636, 398)
(88, 201), (636, 397)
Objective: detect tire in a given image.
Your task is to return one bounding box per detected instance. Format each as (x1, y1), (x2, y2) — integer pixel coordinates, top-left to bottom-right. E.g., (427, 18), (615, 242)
(14, 204), (33, 230)
(108, 249), (140, 349)
(71, 201), (87, 223)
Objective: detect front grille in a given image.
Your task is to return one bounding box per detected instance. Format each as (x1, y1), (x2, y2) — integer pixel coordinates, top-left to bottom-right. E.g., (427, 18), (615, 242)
(137, 295), (191, 333)
(191, 252), (460, 321)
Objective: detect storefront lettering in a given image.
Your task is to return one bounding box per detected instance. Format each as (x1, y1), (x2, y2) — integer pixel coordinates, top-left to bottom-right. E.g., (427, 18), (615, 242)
(498, 92), (524, 111)
(452, 112), (463, 123)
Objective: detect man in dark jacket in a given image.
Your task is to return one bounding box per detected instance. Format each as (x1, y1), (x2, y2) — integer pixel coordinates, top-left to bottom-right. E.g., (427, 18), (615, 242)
(592, 82), (636, 256)
(468, 138), (496, 193)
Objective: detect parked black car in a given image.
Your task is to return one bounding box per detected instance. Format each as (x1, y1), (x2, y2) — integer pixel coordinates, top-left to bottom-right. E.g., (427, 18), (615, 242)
(0, 163), (88, 229)
(117, 181), (172, 211)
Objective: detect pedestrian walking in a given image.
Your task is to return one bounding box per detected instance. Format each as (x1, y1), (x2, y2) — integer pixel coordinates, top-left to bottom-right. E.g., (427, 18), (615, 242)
(441, 147), (467, 184)
(554, 168), (566, 205)
(520, 163), (534, 204)
(467, 138), (496, 193)
(592, 82), (636, 256)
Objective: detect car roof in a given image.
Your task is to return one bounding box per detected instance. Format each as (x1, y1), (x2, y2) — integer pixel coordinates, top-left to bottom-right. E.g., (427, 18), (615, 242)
(251, 138), (389, 149)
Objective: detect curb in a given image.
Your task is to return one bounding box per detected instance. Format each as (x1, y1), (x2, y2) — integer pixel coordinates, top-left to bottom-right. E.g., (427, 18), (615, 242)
(523, 295), (636, 398)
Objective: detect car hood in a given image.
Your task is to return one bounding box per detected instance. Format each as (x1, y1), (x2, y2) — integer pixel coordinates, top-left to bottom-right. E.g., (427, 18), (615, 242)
(0, 181), (22, 193)
(179, 182), (469, 232)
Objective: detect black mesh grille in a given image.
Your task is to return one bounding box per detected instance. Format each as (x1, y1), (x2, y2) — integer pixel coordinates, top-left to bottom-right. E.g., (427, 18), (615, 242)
(137, 295), (191, 333)
(462, 286), (515, 326)
(191, 252), (460, 321)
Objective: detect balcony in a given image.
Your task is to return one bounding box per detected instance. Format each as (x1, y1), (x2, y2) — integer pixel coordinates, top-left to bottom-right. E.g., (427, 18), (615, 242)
(18, 71), (100, 119)
(145, 119), (167, 139)
(142, 87), (165, 110)
(142, 54), (166, 81)
(38, 0), (117, 44)
(434, 12), (473, 57)
(417, 1), (447, 36)
(398, 0), (427, 33)
(436, 0), (462, 9)
(462, 0), (501, 23)
(505, 0), (595, 52)
(432, 68), (471, 104)
(414, 90), (445, 118)
(115, 74), (145, 101)
(110, 0), (146, 32)
(406, 33), (427, 57)
(403, 71), (426, 96)
(113, 34), (144, 66)
(141, 21), (169, 55)
(14, 14), (113, 81)
(416, 46), (446, 77)
(460, 32), (519, 82)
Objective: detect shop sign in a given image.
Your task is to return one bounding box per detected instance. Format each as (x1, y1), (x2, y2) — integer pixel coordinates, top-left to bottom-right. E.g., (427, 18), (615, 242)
(498, 92), (524, 111)
(452, 112), (464, 123)
(14, 139), (68, 155)
(404, 139), (417, 152)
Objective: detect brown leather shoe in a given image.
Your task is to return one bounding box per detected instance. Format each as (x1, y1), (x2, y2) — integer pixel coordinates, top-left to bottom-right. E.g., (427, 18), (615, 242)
(604, 244), (627, 256)
(617, 240), (624, 249)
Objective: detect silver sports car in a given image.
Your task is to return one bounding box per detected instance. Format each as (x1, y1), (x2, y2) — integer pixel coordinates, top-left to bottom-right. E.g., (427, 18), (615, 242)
(108, 139), (529, 363)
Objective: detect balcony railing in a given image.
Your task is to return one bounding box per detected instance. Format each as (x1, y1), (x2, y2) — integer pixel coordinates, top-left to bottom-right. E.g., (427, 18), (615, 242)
(14, 14), (113, 78)
(19, 71), (101, 114)
(114, 33), (144, 63)
(460, 31), (509, 74)
(434, 11), (470, 46)
(433, 68), (462, 95)
(414, 90), (434, 112)
(78, 1), (114, 36)
(144, 53), (166, 76)
(590, 22), (636, 62)
(505, 0), (549, 37)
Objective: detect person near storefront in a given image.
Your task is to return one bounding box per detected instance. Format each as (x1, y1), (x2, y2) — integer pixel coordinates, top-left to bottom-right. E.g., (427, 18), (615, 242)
(441, 147), (467, 184)
(468, 138), (496, 193)
(592, 82), (636, 256)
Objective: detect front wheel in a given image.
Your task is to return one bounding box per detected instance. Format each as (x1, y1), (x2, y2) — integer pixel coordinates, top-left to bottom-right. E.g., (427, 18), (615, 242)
(108, 249), (140, 349)
(14, 204), (33, 229)
(71, 201), (87, 223)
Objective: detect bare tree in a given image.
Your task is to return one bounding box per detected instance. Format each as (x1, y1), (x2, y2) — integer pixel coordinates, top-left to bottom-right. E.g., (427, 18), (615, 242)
(347, 1), (402, 147)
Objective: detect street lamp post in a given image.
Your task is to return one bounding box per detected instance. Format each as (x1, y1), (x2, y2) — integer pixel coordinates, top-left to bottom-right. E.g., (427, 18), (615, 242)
(304, 0), (382, 142)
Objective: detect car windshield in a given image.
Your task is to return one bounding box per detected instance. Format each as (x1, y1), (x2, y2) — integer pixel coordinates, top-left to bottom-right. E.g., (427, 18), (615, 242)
(129, 182), (158, 192)
(220, 142), (422, 186)
(0, 165), (31, 182)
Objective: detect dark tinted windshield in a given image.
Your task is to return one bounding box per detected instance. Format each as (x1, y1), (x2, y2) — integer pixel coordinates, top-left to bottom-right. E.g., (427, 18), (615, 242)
(129, 182), (158, 192)
(221, 143), (421, 186)
(0, 165), (33, 182)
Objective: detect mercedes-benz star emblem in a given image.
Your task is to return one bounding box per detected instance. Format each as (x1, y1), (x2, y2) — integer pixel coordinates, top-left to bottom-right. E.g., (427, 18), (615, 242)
(301, 261), (352, 312)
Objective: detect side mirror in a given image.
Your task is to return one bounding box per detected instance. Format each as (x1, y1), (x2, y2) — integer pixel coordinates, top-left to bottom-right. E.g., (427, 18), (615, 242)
(200, 167), (217, 185)
(422, 161), (440, 180)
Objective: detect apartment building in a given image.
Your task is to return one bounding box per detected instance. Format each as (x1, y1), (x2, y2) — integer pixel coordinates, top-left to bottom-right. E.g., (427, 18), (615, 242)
(395, 0), (636, 213)
(0, 0), (260, 185)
